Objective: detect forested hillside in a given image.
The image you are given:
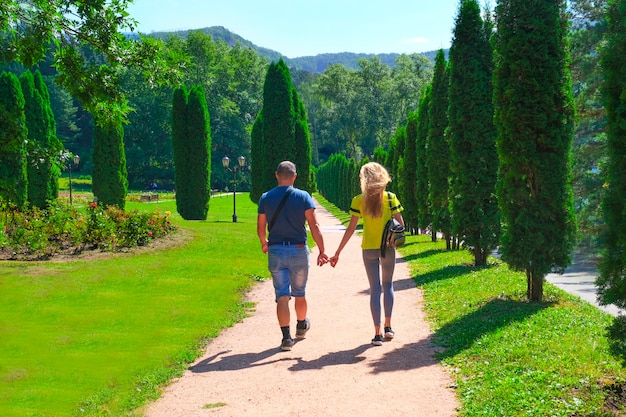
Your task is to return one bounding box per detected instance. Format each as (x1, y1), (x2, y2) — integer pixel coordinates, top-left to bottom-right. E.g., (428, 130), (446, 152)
(138, 25), (439, 73)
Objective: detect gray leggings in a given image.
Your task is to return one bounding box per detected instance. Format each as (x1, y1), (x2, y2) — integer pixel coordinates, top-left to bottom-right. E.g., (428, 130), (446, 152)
(362, 249), (395, 327)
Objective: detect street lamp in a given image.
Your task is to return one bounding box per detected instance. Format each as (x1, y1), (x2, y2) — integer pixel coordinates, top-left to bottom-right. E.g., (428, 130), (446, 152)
(68, 154), (80, 205)
(222, 155), (246, 222)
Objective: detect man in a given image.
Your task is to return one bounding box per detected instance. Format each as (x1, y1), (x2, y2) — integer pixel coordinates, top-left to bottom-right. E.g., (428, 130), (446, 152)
(257, 161), (328, 351)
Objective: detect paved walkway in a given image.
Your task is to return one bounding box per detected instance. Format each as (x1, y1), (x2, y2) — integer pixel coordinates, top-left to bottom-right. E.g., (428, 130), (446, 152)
(546, 257), (625, 317)
(143, 200), (459, 417)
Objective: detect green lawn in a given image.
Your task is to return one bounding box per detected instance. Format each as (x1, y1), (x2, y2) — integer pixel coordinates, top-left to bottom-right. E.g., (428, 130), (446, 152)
(0, 193), (267, 417)
(2, 192), (626, 416)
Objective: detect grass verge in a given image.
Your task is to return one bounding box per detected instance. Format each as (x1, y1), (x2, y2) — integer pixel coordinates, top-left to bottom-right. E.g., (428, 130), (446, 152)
(314, 193), (626, 416)
(403, 235), (626, 416)
(0, 193), (267, 417)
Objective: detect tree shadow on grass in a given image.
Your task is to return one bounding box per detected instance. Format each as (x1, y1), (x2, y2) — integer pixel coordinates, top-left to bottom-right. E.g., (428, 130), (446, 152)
(401, 249), (447, 263)
(413, 264), (477, 286)
(434, 297), (552, 360)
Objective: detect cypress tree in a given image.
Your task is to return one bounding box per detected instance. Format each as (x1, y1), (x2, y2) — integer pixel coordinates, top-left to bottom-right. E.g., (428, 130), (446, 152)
(494, 0), (576, 301)
(34, 70), (62, 201)
(20, 70), (49, 208)
(253, 58), (313, 197)
(186, 85), (212, 219)
(416, 85), (432, 235)
(0, 71), (28, 208)
(21, 70), (59, 208)
(403, 111), (419, 234)
(261, 59), (295, 194)
(597, 0), (626, 309)
(92, 118), (127, 208)
(249, 110), (264, 203)
(427, 49), (452, 246)
(172, 85), (189, 209)
(448, 0), (500, 266)
(293, 88), (312, 192)
(171, 85), (212, 220)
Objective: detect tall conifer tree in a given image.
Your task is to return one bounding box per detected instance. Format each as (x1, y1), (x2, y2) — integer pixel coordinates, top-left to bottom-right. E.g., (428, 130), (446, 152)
(403, 110), (419, 233)
(597, 0), (626, 309)
(171, 85), (212, 220)
(494, 0), (576, 301)
(249, 111), (264, 203)
(251, 58), (313, 198)
(427, 49), (452, 246)
(21, 70), (60, 208)
(416, 86), (432, 236)
(92, 117), (127, 208)
(448, 0), (500, 266)
(34, 70), (62, 201)
(0, 71), (28, 208)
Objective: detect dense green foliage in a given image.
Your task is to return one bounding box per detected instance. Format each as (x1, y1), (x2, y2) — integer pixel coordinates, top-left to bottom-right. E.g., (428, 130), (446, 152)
(92, 118), (128, 209)
(401, 111), (419, 233)
(1, 0), (180, 123)
(494, 0), (577, 301)
(171, 85), (212, 220)
(304, 55), (433, 163)
(416, 86), (432, 233)
(0, 71), (27, 208)
(427, 50), (452, 245)
(20, 70), (61, 208)
(448, 0), (500, 266)
(316, 154), (360, 212)
(251, 59), (313, 201)
(597, 0), (626, 309)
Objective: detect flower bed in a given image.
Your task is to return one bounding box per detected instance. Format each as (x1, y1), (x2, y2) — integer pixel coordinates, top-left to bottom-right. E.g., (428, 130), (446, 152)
(0, 201), (177, 260)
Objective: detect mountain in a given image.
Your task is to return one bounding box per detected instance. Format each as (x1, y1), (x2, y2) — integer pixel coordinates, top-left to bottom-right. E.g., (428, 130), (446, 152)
(139, 26), (440, 73)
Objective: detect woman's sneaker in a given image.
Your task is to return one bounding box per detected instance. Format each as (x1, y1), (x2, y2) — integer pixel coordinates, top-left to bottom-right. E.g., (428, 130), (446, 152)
(384, 327), (395, 339)
(371, 334), (384, 346)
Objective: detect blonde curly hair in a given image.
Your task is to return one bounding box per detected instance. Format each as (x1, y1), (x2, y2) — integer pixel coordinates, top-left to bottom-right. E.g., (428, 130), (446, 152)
(359, 162), (391, 218)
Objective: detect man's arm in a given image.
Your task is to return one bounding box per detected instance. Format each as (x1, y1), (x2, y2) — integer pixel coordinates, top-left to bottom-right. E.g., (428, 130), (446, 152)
(305, 208), (328, 266)
(257, 213), (269, 254)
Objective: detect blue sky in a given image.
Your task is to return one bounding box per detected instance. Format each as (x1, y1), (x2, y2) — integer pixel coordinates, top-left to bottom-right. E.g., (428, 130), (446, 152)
(126, 0), (460, 58)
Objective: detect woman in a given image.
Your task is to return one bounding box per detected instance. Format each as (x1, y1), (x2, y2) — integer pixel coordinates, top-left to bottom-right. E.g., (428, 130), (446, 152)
(329, 162), (404, 346)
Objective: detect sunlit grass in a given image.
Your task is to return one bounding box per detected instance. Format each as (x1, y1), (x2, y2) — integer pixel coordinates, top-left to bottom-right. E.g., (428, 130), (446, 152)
(399, 233), (626, 416)
(0, 193), (267, 417)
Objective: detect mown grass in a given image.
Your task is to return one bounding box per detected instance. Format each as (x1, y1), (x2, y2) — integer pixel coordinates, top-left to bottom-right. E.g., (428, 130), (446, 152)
(0, 193), (267, 417)
(403, 235), (626, 416)
(314, 193), (626, 416)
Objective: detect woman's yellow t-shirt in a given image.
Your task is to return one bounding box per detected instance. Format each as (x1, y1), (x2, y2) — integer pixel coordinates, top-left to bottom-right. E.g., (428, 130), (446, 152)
(349, 192), (403, 250)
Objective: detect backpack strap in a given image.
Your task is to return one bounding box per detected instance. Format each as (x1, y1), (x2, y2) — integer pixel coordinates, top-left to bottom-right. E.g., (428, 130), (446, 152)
(269, 188), (294, 231)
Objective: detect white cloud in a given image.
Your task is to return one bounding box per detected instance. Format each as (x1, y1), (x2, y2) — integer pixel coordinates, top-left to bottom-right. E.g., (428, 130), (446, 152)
(404, 37), (429, 44)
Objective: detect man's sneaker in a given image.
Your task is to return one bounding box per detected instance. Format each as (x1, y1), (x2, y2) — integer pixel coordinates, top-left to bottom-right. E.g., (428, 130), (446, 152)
(371, 334), (384, 346)
(295, 318), (311, 338)
(384, 327), (395, 339)
(280, 337), (295, 351)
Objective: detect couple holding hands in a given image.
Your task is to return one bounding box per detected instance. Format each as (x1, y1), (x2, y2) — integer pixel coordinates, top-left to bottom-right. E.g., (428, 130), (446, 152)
(257, 161), (404, 351)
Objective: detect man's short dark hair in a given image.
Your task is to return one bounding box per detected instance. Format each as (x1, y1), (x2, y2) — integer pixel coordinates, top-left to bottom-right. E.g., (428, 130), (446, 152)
(276, 161), (297, 177)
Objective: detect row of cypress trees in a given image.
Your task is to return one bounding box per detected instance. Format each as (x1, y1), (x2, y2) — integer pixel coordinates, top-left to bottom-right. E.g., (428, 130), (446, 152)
(317, 0), (576, 302)
(0, 70), (62, 209)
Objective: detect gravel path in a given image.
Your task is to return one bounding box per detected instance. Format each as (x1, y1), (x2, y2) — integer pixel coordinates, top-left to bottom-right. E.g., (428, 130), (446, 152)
(143, 201), (459, 417)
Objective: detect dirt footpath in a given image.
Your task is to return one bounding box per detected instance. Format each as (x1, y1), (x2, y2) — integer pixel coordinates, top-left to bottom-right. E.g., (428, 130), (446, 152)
(143, 201), (460, 417)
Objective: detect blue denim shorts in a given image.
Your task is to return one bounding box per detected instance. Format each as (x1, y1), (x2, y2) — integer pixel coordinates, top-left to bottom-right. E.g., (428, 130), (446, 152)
(268, 244), (310, 300)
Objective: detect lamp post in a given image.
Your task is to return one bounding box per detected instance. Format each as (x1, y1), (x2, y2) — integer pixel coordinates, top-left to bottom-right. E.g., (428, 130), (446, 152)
(222, 155), (246, 222)
(68, 154), (80, 205)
